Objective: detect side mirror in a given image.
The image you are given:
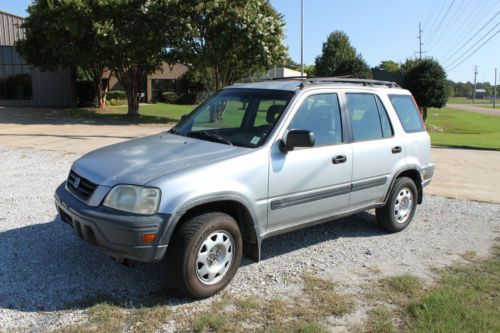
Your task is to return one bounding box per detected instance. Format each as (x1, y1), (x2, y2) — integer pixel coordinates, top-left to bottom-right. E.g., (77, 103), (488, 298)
(280, 130), (315, 152)
(181, 114), (188, 121)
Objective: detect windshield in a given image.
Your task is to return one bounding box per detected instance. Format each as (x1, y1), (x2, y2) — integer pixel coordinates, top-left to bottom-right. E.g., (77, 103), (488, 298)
(171, 89), (295, 148)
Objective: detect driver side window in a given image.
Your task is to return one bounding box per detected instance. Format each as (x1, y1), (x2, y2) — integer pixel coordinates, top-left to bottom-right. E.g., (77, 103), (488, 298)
(288, 93), (343, 147)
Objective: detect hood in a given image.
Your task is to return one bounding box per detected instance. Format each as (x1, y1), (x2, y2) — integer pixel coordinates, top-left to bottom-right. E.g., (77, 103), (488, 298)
(72, 133), (248, 187)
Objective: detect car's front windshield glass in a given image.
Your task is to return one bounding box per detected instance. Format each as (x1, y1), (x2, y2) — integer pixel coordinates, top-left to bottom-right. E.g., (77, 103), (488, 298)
(171, 89), (295, 148)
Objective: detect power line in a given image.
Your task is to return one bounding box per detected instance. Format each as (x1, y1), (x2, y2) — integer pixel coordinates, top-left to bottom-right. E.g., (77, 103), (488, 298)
(426, 0), (457, 49)
(425, 0), (449, 40)
(445, 23), (499, 69)
(430, 0), (474, 55)
(446, 30), (500, 72)
(442, 11), (499, 65)
(440, 0), (498, 59)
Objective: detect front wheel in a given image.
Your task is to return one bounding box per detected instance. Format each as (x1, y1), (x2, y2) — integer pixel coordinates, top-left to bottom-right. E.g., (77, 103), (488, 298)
(376, 177), (418, 233)
(167, 212), (242, 298)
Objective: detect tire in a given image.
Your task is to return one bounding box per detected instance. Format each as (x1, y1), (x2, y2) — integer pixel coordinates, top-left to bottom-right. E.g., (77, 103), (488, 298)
(167, 212), (242, 298)
(376, 177), (418, 233)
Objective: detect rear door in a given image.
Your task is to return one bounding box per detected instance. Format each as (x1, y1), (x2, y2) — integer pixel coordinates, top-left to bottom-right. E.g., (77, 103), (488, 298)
(345, 91), (405, 208)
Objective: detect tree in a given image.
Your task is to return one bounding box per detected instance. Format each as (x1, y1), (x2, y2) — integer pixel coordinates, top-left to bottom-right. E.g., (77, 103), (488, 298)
(376, 60), (400, 73)
(314, 31), (371, 78)
(174, 0), (287, 93)
(17, 0), (109, 108)
(95, 0), (184, 115)
(401, 58), (448, 120)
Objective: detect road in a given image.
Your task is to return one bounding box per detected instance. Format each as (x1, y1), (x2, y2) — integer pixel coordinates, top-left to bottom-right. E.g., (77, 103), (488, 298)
(447, 103), (500, 116)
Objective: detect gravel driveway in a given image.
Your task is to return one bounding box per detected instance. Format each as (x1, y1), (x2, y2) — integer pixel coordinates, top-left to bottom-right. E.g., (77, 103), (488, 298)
(1, 145), (499, 332)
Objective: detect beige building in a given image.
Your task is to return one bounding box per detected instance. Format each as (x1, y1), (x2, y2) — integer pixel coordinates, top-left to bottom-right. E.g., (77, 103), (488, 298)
(104, 63), (188, 103)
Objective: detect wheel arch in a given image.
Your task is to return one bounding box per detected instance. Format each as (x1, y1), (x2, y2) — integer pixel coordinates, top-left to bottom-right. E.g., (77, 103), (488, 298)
(385, 169), (423, 204)
(163, 197), (261, 262)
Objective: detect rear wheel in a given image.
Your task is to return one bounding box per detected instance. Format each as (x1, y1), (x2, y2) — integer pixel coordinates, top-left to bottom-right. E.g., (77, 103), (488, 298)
(167, 212), (242, 298)
(376, 177), (418, 233)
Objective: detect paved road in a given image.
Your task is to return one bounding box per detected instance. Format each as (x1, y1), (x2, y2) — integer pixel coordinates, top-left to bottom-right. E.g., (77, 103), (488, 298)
(1, 107), (499, 203)
(447, 103), (500, 116)
(0, 107), (166, 154)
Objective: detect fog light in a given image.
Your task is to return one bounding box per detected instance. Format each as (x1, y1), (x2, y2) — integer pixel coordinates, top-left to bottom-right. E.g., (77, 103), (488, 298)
(143, 234), (156, 243)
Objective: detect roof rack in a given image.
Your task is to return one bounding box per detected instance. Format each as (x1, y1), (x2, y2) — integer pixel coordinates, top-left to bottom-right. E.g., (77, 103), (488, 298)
(233, 76), (400, 88)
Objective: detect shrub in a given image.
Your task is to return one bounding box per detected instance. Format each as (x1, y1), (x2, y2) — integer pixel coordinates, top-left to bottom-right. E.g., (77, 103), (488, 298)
(76, 81), (96, 107)
(176, 92), (200, 105)
(107, 99), (128, 106)
(162, 91), (179, 103)
(106, 90), (127, 100)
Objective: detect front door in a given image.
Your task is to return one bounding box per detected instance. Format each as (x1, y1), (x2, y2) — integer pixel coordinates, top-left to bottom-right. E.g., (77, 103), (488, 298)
(267, 92), (352, 231)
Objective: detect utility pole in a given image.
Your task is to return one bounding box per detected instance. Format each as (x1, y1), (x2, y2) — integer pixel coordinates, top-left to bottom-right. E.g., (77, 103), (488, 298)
(473, 65), (478, 104)
(417, 22), (424, 60)
(300, 0), (304, 77)
(494, 67), (497, 109)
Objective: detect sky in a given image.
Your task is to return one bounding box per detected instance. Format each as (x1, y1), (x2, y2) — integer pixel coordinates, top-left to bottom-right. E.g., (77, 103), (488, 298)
(1, 0), (499, 83)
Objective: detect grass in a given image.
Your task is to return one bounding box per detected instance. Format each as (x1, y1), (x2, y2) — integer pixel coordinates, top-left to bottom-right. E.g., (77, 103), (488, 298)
(189, 274), (353, 332)
(426, 107), (500, 150)
(55, 274), (353, 333)
(364, 245), (500, 333)
(63, 103), (196, 124)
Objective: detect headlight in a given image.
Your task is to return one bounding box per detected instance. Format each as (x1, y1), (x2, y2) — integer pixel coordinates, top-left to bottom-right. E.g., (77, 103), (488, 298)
(103, 185), (161, 215)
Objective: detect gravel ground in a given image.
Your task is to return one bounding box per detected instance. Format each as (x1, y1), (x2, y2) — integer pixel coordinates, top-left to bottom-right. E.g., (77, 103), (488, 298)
(1, 144), (499, 332)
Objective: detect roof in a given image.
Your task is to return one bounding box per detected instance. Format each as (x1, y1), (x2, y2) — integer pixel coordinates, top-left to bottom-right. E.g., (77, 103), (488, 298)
(230, 77), (405, 92)
(0, 10), (26, 46)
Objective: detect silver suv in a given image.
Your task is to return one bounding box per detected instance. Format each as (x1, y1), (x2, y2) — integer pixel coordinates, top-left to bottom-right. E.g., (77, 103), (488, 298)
(55, 78), (434, 298)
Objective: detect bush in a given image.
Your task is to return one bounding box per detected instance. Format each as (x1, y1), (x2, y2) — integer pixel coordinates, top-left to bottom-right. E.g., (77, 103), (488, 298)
(76, 81), (96, 107)
(106, 90), (127, 100)
(107, 99), (128, 106)
(162, 91), (179, 103)
(176, 92), (200, 105)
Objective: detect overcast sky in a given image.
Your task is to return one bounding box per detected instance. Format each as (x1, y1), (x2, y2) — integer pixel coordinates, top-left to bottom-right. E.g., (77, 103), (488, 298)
(2, 0), (499, 83)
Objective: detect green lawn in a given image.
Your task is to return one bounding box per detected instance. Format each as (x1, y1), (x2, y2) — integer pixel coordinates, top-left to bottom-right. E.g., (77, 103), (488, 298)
(62, 103), (195, 124)
(427, 107), (500, 151)
(114, 103), (196, 122)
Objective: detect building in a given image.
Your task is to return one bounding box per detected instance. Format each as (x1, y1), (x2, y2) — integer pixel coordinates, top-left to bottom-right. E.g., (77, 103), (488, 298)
(474, 89), (486, 99)
(104, 63), (188, 103)
(267, 67), (304, 79)
(0, 10), (74, 107)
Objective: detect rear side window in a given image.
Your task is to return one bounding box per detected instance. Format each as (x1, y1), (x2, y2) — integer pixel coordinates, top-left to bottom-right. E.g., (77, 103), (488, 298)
(389, 95), (425, 133)
(346, 93), (392, 142)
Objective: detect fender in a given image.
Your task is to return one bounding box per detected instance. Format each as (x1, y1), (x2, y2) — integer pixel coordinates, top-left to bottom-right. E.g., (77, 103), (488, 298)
(383, 167), (424, 204)
(159, 192), (262, 261)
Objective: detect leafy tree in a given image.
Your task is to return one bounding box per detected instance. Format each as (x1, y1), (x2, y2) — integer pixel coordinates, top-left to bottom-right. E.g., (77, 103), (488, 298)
(95, 0), (184, 115)
(17, 0), (109, 108)
(376, 60), (400, 73)
(401, 58), (448, 120)
(314, 31), (371, 78)
(174, 0), (287, 92)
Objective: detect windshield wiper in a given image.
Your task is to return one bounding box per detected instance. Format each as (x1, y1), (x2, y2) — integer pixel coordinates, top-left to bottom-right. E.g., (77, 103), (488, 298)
(187, 131), (233, 146)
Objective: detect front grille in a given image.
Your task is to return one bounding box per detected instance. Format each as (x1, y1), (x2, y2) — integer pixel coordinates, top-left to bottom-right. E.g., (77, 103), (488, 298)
(67, 170), (97, 201)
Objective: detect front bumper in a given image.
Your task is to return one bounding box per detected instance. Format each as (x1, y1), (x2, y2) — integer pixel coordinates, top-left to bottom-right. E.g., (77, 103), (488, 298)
(54, 183), (171, 263)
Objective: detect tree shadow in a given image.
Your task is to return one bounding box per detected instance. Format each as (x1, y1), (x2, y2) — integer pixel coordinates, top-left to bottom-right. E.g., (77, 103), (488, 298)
(0, 107), (179, 126)
(0, 211), (383, 313)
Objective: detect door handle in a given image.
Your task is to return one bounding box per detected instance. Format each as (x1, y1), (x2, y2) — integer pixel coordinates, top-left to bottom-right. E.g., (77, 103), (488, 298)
(392, 146), (402, 154)
(332, 155), (347, 164)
